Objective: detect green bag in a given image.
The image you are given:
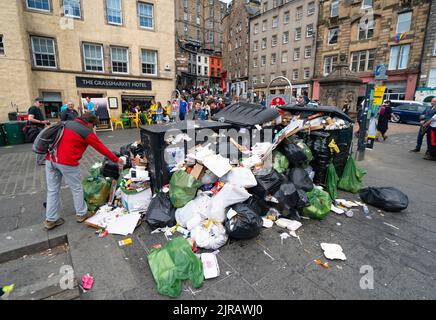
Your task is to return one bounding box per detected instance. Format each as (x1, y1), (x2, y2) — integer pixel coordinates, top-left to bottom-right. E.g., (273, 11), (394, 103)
(169, 170), (202, 208)
(273, 150), (289, 174)
(296, 139), (314, 164)
(147, 237), (204, 298)
(338, 156), (367, 193)
(83, 176), (112, 212)
(89, 162), (103, 178)
(302, 188), (332, 220)
(326, 162), (339, 200)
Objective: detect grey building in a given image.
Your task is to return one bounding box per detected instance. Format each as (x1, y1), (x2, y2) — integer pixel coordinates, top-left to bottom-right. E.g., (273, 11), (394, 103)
(249, 0), (318, 100)
(416, 0), (436, 102)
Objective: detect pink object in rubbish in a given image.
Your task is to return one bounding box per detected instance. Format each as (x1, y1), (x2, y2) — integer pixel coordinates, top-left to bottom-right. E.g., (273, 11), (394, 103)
(82, 274), (94, 290)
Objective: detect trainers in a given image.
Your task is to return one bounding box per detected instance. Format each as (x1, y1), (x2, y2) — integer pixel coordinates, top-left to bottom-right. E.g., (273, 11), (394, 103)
(44, 218), (65, 230)
(409, 148), (420, 153)
(76, 211), (95, 223)
(423, 154), (436, 161)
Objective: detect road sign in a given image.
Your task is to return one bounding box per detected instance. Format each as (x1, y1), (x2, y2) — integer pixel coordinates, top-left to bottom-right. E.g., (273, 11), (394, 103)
(372, 86), (386, 107)
(375, 64), (388, 81)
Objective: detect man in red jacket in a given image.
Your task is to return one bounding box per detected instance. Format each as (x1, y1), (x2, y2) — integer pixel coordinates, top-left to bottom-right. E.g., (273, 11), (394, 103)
(44, 113), (124, 230)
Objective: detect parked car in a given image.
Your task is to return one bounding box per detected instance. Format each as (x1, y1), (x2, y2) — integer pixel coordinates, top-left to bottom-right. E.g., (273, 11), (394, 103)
(389, 100), (428, 124)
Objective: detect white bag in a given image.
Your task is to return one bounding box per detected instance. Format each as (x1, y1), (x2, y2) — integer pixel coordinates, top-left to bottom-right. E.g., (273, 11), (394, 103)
(221, 167), (257, 188)
(207, 184), (251, 222)
(175, 193), (211, 230)
(190, 221), (228, 250)
(121, 188), (152, 213)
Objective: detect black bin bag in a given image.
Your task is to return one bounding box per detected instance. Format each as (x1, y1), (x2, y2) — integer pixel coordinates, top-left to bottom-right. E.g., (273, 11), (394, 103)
(287, 168), (314, 192)
(248, 169), (285, 198)
(273, 183), (309, 211)
(243, 195), (270, 216)
(146, 192), (177, 228)
(102, 158), (120, 180)
(359, 187), (409, 212)
(280, 143), (308, 167)
(225, 203), (263, 240)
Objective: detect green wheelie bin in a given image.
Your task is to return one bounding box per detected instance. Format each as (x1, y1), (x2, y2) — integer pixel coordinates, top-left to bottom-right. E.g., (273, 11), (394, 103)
(3, 121), (25, 145)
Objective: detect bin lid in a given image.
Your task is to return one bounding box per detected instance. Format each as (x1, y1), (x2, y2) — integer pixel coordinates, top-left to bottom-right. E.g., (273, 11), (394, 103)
(212, 102), (280, 127)
(140, 120), (233, 134)
(278, 104), (353, 122)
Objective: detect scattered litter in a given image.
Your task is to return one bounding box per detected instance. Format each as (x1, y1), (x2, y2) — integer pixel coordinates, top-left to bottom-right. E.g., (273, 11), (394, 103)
(6, 236), (12, 240)
(106, 212), (141, 236)
(331, 204), (344, 215)
(385, 238), (399, 246)
(314, 259), (329, 269)
(383, 222), (400, 230)
(336, 265), (343, 270)
(48, 273), (55, 279)
(201, 253), (220, 279)
(226, 271), (232, 276)
(82, 274), (94, 290)
(320, 243), (347, 261)
(280, 232), (290, 245)
(262, 217), (274, 228)
(345, 210), (354, 218)
(336, 222), (341, 226)
(0, 284), (15, 299)
(118, 238), (133, 247)
(263, 250), (275, 261)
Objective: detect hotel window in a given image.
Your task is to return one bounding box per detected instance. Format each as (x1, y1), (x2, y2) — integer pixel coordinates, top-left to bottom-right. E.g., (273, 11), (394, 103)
(362, 0), (373, 9)
(305, 46), (312, 58)
(306, 24), (314, 37)
(292, 69), (299, 81)
(183, 0), (188, 8)
(83, 43), (104, 72)
(324, 55), (338, 75)
(253, 57), (258, 67)
(304, 68), (310, 79)
(283, 31), (289, 44)
(388, 45), (410, 70)
(296, 6), (303, 20)
(281, 70), (287, 77)
(350, 49), (375, 72)
(328, 27), (338, 44)
(295, 27), (301, 40)
(262, 20), (267, 32)
(262, 38), (267, 49)
(359, 20), (374, 40)
(261, 76), (265, 84)
(294, 48), (300, 60)
(281, 51), (288, 63)
(142, 49), (157, 75)
(272, 16), (278, 28)
(31, 36), (57, 68)
(111, 47), (129, 74)
(138, 2), (154, 29)
(284, 11), (289, 24)
(0, 35), (4, 55)
(428, 68), (436, 87)
(26, 0), (50, 11)
(271, 53), (277, 65)
(63, 0), (81, 18)
(272, 35), (278, 47)
(308, 2), (315, 15)
(396, 11), (412, 34)
(261, 55), (266, 66)
(254, 23), (259, 34)
(106, 0), (122, 25)
(252, 77), (257, 86)
(263, 2), (268, 13)
(331, 0), (339, 18)
(253, 41), (258, 51)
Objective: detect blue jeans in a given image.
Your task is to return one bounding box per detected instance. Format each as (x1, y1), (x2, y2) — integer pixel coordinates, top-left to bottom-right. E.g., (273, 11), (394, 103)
(45, 161), (88, 221)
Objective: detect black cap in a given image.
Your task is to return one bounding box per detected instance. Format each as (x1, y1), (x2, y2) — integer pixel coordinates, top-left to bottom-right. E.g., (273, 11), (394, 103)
(35, 97), (43, 102)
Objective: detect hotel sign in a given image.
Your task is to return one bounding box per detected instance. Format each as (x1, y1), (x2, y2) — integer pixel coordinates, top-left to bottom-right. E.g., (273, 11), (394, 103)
(76, 77), (152, 90)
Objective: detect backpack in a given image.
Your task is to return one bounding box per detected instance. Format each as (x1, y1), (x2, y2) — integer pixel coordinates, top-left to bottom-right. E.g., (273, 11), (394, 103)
(32, 122), (66, 156)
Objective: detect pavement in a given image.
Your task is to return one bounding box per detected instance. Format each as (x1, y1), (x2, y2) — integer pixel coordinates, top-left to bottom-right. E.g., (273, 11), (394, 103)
(0, 123), (435, 300)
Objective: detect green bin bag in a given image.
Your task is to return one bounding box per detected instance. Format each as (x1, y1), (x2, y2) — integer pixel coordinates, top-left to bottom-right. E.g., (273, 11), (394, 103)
(83, 176), (112, 212)
(338, 156), (367, 193)
(169, 170), (202, 208)
(273, 150), (289, 174)
(326, 162), (339, 200)
(302, 188), (332, 220)
(148, 237), (204, 298)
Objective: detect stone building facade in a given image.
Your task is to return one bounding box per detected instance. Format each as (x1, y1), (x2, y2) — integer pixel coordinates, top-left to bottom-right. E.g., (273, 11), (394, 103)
(249, 0), (318, 100)
(0, 0), (176, 121)
(312, 0), (431, 108)
(175, 0), (226, 89)
(415, 0), (436, 102)
(222, 0), (261, 97)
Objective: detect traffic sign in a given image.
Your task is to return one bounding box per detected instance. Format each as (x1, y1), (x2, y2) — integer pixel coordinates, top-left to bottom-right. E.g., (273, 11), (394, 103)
(375, 64), (388, 81)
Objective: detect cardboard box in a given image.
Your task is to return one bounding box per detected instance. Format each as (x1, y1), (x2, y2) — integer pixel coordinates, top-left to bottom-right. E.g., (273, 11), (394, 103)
(190, 163), (205, 180)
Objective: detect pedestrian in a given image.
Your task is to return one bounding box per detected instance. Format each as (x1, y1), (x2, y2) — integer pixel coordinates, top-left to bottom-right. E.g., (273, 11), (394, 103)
(190, 100), (202, 120)
(410, 97), (436, 154)
(85, 97), (95, 115)
(60, 101), (78, 121)
(208, 98), (219, 118)
(27, 97), (51, 165)
(149, 99), (157, 124)
(355, 104), (364, 138)
(43, 113), (124, 230)
(179, 96), (188, 121)
(156, 102), (164, 124)
(376, 100), (393, 141)
(423, 110), (436, 160)
(296, 95), (306, 106)
(217, 98), (225, 110)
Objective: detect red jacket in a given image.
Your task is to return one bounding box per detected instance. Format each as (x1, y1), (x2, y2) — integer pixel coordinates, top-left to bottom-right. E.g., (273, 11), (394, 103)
(46, 119), (119, 166)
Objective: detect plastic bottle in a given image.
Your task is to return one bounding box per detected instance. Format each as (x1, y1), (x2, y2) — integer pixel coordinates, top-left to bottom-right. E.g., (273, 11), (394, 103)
(363, 205), (369, 215)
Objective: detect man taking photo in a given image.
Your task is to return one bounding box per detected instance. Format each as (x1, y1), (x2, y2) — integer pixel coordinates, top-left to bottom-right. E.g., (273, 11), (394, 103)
(43, 113), (124, 230)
